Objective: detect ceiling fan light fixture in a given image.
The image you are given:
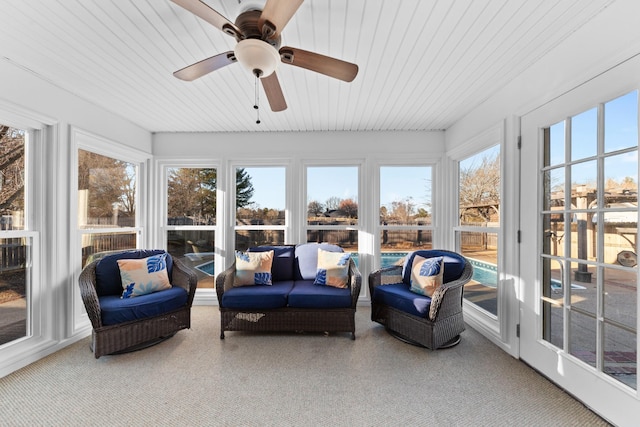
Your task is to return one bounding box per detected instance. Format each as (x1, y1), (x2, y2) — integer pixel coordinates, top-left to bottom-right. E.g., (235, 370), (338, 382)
(234, 39), (280, 78)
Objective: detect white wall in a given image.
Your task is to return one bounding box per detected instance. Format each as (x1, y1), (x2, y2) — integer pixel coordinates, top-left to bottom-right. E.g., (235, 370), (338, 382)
(154, 130), (442, 157)
(0, 59), (151, 150)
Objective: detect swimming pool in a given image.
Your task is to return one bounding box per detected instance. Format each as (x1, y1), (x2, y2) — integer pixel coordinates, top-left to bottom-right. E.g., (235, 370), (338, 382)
(195, 260), (214, 276)
(468, 258), (585, 291)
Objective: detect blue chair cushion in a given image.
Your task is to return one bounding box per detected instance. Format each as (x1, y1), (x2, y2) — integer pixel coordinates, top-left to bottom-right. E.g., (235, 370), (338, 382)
(248, 245), (295, 282)
(294, 243), (344, 280)
(221, 281), (294, 309)
(95, 249), (172, 297)
(402, 250), (466, 285)
(99, 286), (188, 326)
(287, 280), (352, 308)
(373, 282), (431, 318)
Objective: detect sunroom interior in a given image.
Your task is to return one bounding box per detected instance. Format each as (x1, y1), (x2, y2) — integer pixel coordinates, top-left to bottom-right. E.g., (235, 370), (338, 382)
(0, 1), (639, 425)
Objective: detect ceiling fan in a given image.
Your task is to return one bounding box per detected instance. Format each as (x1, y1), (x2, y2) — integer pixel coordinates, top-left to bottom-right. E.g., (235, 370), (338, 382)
(170, 0), (359, 113)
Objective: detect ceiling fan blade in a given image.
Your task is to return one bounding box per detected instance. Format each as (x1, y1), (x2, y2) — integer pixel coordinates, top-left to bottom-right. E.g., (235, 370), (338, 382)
(173, 51), (237, 81)
(261, 73), (287, 112)
(279, 47), (358, 82)
(170, 0), (242, 38)
(258, 0), (304, 39)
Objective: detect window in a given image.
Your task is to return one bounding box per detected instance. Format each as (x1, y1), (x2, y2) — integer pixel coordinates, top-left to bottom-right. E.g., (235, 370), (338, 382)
(77, 149), (139, 266)
(306, 166), (359, 258)
(541, 90), (638, 389)
(165, 167), (216, 288)
(456, 145), (501, 317)
(235, 166), (286, 250)
(378, 166), (433, 267)
(0, 125), (33, 347)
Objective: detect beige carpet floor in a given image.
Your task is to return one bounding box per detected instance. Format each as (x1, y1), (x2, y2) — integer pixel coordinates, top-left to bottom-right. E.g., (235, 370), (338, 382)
(0, 306), (609, 426)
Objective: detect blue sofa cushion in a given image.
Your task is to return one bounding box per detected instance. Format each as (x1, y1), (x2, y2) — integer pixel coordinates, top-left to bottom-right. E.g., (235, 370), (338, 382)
(221, 281), (294, 309)
(402, 250), (466, 285)
(287, 280), (352, 308)
(95, 249), (172, 297)
(373, 282), (431, 318)
(99, 286), (188, 326)
(248, 245), (295, 281)
(294, 243), (344, 281)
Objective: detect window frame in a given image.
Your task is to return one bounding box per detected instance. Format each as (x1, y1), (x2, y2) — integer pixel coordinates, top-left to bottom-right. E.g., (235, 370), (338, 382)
(157, 159), (220, 294)
(70, 127), (150, 334)
(375, 163), (436, 269)
(303, 160), (363, 256)
(0, 103), (50, 370)
(229, 160), (291, 254)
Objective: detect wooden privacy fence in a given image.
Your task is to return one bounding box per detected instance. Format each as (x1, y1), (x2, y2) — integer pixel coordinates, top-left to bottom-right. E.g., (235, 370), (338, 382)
(0, 239), (26, 272)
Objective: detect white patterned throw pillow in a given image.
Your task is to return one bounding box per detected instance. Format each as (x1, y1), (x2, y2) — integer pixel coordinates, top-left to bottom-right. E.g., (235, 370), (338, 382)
(117, 253), (172, 299)
(234, 250), (274, 286)
(409, 255), (444, 297)
(314, 248), (350, 288)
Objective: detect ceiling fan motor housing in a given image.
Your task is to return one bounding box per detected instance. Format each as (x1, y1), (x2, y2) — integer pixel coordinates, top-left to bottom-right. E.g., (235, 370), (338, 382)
(233, 10), (282, 78)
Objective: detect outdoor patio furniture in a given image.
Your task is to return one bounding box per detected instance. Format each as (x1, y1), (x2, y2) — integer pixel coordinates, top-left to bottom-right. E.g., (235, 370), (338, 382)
(78, 249), (197, 358)
(216, 243), (361, 339)
(369, 249), (472, 349)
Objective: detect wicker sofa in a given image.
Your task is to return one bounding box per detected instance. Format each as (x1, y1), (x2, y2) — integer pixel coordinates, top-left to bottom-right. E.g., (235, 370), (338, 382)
(369, 249), (472, 349)
(79, 249), (197, 358)
(215, 243), (361, 339)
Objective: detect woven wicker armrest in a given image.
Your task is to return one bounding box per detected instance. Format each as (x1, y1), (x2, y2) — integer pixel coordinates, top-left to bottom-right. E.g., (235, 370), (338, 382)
(347, 258), (362, 307)
(368, 265), (403, 295)
(428, 261), (473, 321)
(215, 262), (236, 305)
(171, 257), (198, 306)
(78, 260), (103, 329)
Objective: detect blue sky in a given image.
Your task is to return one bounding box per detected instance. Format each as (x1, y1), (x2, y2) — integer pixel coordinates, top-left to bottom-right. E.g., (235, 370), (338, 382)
(549, 90), (638, 185)
(242, 165), (432, 210)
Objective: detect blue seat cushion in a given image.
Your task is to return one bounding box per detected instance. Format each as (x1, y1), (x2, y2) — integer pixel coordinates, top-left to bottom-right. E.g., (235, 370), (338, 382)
(294, 243), (344, 280)
(287, 280), (352, 308)
(402, 250), (466, 285)
(221, 281), (294, 309)
(373, 282), (431, 318)
(99, 286), (188, 326)
(248, 245), (295, 281)
(95, 249), (172, 297)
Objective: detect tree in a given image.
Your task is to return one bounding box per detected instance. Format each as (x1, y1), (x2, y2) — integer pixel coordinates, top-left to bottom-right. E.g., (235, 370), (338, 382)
(459, 152), (500, 222)
(167, 168), (215, 222)
(339, 198), (358, 218)
(307, 200), (325, 217)
(167, 167), (254, 223)
(235, 168), (254, 209)
(389, 197), (416, 224)
(0, 126), (25, 217)
(78, 150), (134, 221)
(325, 196), (341, 211)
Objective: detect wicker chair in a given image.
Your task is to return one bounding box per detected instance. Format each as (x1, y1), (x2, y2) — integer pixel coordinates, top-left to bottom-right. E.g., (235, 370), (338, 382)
(79, 249), (197, 358)
(369, 249), (473, 349)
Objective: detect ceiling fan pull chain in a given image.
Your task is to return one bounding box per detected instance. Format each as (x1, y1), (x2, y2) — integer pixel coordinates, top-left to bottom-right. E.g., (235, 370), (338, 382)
(254, 72), (261, 124)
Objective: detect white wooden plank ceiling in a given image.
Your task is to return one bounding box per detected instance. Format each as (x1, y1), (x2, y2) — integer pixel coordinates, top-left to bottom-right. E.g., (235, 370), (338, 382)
(0, 0), (616, 132)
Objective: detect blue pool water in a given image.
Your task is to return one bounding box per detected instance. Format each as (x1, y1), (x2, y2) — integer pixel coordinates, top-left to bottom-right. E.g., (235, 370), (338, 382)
(195, 261), (214, 276)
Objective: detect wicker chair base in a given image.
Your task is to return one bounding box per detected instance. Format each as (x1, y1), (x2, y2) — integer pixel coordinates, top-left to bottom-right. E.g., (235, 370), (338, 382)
(386, 328), (461, 348)
(91, 307), (191, 358)
(371, 303), (464, 350)
(220, 308), (357, 340)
